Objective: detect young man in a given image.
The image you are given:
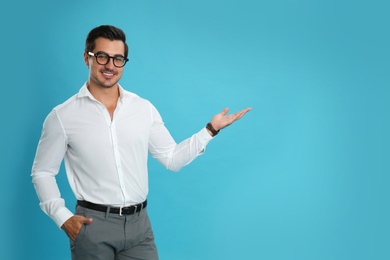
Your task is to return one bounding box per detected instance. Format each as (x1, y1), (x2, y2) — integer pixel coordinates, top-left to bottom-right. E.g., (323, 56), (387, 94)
(31, 25), (251, 260)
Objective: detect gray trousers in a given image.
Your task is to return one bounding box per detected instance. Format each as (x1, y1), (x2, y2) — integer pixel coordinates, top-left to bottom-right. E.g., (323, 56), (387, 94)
(70, 204), (159, 260)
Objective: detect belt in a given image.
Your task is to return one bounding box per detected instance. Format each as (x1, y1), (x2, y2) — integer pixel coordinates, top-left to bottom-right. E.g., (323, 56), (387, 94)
(77, 200), (147, 216)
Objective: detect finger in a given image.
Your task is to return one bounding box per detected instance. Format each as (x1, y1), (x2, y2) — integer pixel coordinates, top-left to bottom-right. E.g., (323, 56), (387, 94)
(80, 217), (93, 225)
(220, 108), (229, 116)
(235, 108), (251, 118)
(228, 108), (250, 123)
(238, 109), (250, 118)
(233, 109), (247, 119)
(238, 108), (251, 115)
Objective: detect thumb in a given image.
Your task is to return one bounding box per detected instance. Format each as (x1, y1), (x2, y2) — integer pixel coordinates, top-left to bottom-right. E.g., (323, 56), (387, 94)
(80, 216), (93, 225)
(220, 108), (229, 116)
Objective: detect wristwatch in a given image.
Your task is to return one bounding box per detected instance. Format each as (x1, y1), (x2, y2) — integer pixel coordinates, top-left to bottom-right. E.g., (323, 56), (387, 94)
(206, 122), (220, 136)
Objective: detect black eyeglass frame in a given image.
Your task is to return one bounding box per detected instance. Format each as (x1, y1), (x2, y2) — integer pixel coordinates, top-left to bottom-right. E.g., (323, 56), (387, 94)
(88, 51), (129, 68)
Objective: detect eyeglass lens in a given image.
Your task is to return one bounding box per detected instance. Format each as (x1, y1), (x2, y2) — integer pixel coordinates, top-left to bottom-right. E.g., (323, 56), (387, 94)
(96, 52), (126, 67)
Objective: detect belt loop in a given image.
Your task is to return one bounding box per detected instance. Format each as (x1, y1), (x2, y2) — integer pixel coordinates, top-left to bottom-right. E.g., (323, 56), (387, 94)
(105, 205), (110, 219)
(138, 202), (143, 216)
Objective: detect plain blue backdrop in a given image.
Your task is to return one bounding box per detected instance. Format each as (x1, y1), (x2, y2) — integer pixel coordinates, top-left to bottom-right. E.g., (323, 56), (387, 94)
(1, 0), (389, 259)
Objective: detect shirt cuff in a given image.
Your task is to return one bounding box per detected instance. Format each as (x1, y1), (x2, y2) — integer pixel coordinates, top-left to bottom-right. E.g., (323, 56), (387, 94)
(196, 127), (214, 145)
(52, 207), (74, 229)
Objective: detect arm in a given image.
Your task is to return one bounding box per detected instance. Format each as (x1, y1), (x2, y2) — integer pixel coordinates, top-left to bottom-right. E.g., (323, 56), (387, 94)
(148, 106), (251, 172)
(31, 110), (73, 227)
(32, 110), (92, 239)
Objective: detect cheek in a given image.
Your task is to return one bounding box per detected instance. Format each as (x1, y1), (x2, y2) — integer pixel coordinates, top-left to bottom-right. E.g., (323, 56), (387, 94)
(116, 69), (124, 77)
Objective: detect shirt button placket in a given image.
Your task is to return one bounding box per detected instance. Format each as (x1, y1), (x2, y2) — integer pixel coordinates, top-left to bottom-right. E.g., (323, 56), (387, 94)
(109, 122), (126, 202)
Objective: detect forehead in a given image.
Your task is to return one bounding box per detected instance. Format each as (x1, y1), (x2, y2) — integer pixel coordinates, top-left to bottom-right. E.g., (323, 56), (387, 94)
(94, 37), (125, 55)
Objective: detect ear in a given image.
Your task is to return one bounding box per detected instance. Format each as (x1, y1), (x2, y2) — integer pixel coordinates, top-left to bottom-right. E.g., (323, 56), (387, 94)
(83, 52), (90, 66)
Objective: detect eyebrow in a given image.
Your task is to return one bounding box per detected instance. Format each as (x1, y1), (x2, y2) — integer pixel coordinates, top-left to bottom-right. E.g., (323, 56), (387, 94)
(95, 51), (126, 57)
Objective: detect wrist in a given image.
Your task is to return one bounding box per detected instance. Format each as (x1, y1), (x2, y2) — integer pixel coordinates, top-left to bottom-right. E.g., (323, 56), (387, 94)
(206, 122), (220, 137)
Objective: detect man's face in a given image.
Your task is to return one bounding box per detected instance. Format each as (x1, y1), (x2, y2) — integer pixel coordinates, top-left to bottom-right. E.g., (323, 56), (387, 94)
(84, 37), (126, 89)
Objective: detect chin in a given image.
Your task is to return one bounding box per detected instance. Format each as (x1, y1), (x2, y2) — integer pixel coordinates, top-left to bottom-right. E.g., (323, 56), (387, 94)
(102, 84), (116, 89)
(99, 80), (118, 89)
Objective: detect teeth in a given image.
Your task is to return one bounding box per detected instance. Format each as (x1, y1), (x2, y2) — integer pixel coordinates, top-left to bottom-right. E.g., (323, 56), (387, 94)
(103, 72), (113, 76)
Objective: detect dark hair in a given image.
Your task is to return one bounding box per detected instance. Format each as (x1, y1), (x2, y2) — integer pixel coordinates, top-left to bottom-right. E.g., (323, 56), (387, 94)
(85, 25), (128, 58)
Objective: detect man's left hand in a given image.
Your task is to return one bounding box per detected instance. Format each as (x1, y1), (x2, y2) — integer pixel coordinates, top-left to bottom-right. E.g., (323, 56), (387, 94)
(210, 107), (252, 132)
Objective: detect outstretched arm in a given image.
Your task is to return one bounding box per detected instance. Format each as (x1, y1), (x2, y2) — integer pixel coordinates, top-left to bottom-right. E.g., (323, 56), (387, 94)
(148, 105), (251, 171)
(207, 107), (252, 136)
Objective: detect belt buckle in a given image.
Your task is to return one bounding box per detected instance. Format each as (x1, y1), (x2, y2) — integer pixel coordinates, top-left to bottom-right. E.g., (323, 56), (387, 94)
(119, 205), (138, 216)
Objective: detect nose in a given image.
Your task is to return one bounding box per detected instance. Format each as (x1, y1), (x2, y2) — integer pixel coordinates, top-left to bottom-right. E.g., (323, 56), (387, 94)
(104, 58), (116, 69)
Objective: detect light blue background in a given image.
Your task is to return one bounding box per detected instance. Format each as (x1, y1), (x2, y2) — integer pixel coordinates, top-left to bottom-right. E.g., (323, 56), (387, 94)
(1, 0), (389, 259)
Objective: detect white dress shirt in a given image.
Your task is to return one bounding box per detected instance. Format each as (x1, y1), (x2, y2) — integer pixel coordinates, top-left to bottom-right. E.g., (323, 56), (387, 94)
(31, 83), (213, 228)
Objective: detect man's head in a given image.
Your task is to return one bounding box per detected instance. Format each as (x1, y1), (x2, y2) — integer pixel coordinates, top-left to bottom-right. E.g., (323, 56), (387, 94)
(84, 25), (128, 90)
(85, 25), (128, 58)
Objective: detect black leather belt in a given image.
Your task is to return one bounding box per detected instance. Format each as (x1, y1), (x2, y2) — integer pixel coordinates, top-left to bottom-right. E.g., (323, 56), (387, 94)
(77, 200), (147, 215)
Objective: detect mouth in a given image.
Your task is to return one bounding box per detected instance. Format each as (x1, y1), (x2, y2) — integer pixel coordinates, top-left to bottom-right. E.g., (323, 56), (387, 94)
(101, 71), (115, 79)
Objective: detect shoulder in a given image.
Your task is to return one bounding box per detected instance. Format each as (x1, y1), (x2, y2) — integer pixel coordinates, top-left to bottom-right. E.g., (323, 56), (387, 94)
(52, 93), (79, 113)
(120, 88), (162, 120)
(121, 88), (155, 108)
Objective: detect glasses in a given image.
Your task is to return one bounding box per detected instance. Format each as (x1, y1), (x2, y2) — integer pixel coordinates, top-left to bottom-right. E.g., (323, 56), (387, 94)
(88, 51), (128, 68)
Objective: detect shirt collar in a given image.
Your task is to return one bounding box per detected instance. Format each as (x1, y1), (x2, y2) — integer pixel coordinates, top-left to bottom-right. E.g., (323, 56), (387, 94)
(77, 82), (125, 102)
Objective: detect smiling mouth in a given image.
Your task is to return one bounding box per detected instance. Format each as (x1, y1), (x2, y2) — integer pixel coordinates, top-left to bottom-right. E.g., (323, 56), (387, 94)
(102, 71), (115, 78)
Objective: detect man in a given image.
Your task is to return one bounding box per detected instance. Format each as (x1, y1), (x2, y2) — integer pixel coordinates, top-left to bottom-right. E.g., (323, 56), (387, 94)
(31, 25), (251, 260)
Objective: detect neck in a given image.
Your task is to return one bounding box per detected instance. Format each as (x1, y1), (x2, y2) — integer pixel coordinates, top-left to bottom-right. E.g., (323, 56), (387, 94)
(87, 81), (120, 104)
(87, 82), (120, 120)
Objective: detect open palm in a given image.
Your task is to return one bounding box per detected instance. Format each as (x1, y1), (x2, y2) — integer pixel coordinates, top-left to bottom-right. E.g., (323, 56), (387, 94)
(210, 107), (252, 131)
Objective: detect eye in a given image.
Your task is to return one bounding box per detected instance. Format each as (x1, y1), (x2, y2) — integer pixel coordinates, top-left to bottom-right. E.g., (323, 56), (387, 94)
(114, 56), (125, 62)
(97, 53), (108, 59)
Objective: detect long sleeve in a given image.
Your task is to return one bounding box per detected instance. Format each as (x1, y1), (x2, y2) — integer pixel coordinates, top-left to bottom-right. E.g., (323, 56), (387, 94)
(148, 106), (213, 172)
(31, 110), (73, 228)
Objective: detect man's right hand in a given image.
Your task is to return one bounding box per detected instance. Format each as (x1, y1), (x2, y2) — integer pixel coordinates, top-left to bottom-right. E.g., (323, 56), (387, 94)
(61, 215), (93, 241)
